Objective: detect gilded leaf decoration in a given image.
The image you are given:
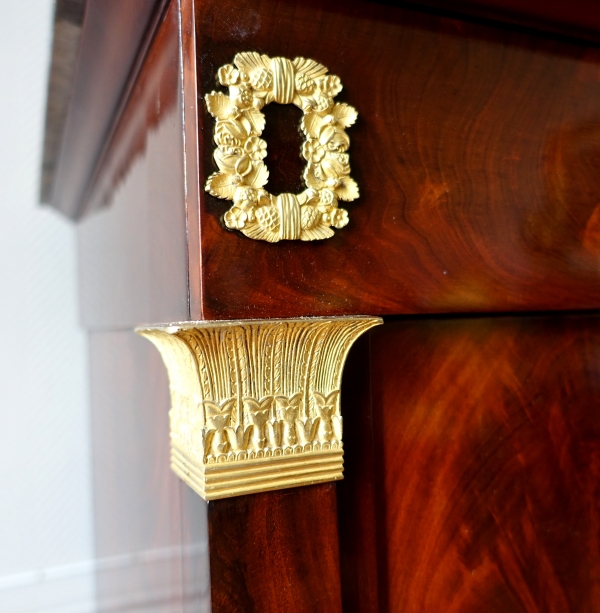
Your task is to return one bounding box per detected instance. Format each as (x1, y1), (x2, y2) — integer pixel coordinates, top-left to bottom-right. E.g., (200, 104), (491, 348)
(137, 316), (382, 500)
(204, 52), (359, 242)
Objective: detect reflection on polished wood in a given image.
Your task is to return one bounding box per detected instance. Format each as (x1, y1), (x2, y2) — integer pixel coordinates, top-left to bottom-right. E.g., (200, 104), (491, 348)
(359, 314), (600, 612)
(88, 330), (210, 611)
(41, 0), (600, 610)
(43, 0), (170, 218)
(209, 484), (343, 613)
(77, 0), (189, 330)
(195, 0), (600, 319)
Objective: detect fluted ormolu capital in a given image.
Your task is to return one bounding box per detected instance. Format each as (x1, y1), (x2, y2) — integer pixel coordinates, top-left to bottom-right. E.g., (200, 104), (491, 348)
(137, 316), (381, 500)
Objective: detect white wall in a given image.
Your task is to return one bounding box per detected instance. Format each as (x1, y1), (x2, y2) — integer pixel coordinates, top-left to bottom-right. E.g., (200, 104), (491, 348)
(0, 1), (95, 611)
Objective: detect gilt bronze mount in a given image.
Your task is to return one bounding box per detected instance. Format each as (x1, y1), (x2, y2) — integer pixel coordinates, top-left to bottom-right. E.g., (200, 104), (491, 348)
(205, 52), (359, 242)
(137, 316), (381, 500)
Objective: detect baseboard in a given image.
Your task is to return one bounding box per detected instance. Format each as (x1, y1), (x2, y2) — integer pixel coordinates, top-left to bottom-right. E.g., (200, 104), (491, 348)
(0, 543), (209, 613)
(0, 562), (95, 613)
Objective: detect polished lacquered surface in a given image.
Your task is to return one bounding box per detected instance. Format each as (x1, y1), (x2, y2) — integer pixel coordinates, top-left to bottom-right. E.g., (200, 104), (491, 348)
(208, 484), (343, 613)
(407, 0), (600, 44)
(66, 1), (600, 610)
(354, 314), (600, 612)
(337, 334), (380, 613)
(194, 0), (600, 320)
(79, 0), (600, 323)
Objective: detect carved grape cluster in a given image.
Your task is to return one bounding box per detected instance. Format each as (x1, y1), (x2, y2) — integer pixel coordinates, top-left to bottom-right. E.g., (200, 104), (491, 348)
(205, 52), (359, 242)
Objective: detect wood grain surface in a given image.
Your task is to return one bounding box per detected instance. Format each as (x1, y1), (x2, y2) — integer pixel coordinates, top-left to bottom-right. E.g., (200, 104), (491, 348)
(207, 484), (343, 613)
(367, 314), (600, 612)
(43, 0), (600, 217)
(194, 0), (600, 319)
(77, 0), (600, 325)
(71, 3), (600, 607)
(337, 334), (381, 613)
(408, 0), (600, 45)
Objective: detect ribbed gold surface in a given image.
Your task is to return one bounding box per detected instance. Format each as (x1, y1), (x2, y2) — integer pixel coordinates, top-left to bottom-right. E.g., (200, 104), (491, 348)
(171, 444), (343, 500)
(137, 316), (381, 500)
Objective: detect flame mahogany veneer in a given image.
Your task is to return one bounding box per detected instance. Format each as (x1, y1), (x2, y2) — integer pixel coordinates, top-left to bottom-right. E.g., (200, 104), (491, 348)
(82, 0), (600, 327)
(341, 315), (600, 612)
(57, 0), (600, 611)
(193, 0), (600, 319)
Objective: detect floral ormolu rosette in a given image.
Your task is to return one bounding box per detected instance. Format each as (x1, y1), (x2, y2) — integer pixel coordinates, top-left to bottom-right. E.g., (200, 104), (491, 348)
(204, 52), (359, 242)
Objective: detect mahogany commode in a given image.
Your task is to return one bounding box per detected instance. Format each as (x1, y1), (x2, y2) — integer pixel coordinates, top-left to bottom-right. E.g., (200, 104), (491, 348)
(42, 0), (600, 611)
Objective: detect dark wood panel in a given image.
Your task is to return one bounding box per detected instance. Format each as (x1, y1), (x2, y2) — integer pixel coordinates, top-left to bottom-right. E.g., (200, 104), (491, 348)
(195, 0), (600, 319)
(77, 0), (189, 330)
(337, 334), (381, 613)
(366, 314), (600, 612)
(208, 484), (343, 613)
(47, 0), (168, 218)
(406, 0), (600, 45)
(42, 0), (600, 217)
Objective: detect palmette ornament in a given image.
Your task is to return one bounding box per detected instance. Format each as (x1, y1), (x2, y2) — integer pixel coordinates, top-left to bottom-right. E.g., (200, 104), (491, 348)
(205, 52), (359, 242)
(137, 317), (382, 500)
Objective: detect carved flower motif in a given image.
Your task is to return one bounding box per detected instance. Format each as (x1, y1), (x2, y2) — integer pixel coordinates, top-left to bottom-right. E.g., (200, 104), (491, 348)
(218, 64), (240, 86)
(215, 116), (251, 147)
(214, 147), (253, 177)
(331, 152), (350, 165)
(317, 75), (343, 97)
(205, 400), (234, 430)
(224, 207), (248, 229)
(311, 153), (349, 186)
(230, 85), (254, 108)
(321, 153), (350, 178)
(331, 208), (349, 229)
(215, 131), (237, 148)
(302, 139), (325, 163)
(275, 395), (301, 423)
(244, 136), (267, 160)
